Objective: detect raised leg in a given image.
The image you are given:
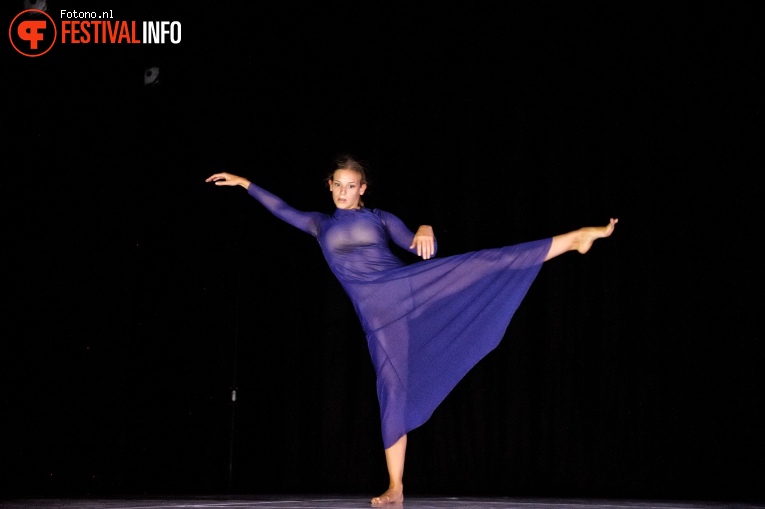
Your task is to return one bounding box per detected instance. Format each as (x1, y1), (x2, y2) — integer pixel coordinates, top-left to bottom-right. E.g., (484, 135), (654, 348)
(544, 218), (618, 261)
(371, 434), (406, 506)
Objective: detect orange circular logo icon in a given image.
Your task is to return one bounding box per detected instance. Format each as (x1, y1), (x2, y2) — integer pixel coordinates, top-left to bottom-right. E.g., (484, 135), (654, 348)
(9, 9), (57, 57)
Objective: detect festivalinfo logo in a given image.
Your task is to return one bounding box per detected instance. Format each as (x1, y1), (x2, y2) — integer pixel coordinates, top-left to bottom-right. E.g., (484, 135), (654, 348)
(9, 8), (182, 57)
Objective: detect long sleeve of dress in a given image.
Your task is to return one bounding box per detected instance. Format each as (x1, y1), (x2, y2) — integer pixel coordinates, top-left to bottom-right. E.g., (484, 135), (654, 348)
(247, 182), (324, 237)
(378, 210), (438, 258)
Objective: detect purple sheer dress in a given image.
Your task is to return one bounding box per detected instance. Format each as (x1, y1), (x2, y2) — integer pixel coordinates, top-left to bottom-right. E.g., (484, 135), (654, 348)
(247, 183), (551, 449)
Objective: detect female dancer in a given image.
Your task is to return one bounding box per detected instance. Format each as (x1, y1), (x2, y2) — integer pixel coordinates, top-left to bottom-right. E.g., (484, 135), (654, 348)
(206, 157), (617, 505)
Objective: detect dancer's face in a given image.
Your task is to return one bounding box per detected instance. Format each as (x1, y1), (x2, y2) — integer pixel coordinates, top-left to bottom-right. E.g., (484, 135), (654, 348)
(329, 169), (366, 209)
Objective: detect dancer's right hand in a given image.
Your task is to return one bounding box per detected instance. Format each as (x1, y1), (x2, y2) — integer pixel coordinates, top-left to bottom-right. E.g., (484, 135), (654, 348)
(205, 172), (250, 188)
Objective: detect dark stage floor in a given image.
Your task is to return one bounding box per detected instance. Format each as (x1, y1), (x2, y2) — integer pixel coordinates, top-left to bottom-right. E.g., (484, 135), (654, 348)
(2, 497), (762, 509)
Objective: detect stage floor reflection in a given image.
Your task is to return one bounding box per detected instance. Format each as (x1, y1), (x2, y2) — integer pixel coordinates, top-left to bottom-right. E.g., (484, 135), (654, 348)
(2, 497), (762, 509)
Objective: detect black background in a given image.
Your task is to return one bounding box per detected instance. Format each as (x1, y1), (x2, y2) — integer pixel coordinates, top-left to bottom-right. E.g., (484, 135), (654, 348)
(3, 1), (763, 503)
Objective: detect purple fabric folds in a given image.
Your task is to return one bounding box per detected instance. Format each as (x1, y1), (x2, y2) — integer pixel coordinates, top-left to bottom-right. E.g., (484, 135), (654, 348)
(248, 183), (551, 448)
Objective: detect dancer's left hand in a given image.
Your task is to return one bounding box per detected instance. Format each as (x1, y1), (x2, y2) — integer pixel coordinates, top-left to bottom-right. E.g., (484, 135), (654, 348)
(411, 225), (435, 259)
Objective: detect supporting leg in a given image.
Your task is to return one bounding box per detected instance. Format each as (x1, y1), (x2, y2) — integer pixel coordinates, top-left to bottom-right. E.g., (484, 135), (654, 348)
(371, 434), (407, 506)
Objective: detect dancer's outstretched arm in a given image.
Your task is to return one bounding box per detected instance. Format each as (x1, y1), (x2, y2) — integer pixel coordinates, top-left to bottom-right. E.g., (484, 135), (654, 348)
(206, 172), (323, 237)
(206, 172), (250, 188)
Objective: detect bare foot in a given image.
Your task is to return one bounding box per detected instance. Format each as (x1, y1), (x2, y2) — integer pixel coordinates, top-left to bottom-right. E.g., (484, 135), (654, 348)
(371, 486), (404, 506)
(576, 218), (618, 254)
